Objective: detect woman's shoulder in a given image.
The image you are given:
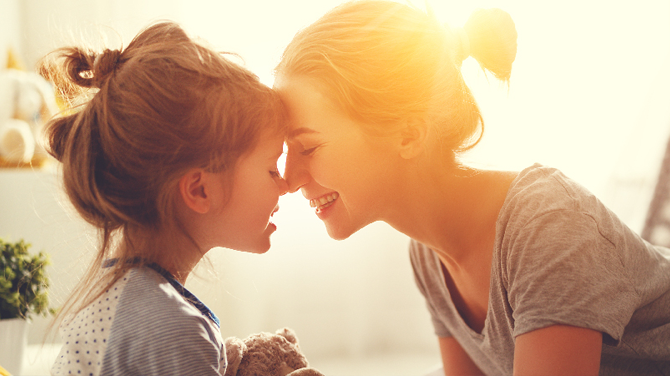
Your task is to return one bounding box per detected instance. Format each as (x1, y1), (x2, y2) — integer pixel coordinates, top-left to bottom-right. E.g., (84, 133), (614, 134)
(500, 163), (598, 224)
(507, 163), (584, 201)
(494, 163), (625, 260)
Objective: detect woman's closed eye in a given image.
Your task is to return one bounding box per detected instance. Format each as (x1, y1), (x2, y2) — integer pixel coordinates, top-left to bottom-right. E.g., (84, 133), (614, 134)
(270, 167), (282, 178)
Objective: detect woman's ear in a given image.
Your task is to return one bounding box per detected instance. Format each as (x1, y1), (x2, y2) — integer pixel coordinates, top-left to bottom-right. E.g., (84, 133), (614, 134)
(398, 117), (428, 159)
(178, 169), (211, 214)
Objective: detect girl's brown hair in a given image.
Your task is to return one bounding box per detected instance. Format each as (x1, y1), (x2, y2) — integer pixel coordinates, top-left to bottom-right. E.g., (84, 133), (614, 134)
(275, 0), (516, 157)
(39, 21), (285, 323)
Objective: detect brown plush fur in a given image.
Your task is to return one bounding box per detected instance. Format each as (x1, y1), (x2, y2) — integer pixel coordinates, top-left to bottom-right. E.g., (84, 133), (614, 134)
(224, 328), (324, 376)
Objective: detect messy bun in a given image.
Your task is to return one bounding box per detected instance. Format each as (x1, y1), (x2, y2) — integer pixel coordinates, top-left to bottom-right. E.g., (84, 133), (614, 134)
(67, 48), (121, 88)
(276, 0), (517, 156)
(462, 8), (517, 81)
(39, 47), (123, 163)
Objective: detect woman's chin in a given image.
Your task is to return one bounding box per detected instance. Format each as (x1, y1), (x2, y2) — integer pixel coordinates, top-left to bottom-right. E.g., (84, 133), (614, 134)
(324, 222), (359, 241)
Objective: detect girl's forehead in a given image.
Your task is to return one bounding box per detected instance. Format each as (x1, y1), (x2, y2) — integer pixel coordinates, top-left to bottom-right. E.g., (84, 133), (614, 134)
(260, 129), (285, 146)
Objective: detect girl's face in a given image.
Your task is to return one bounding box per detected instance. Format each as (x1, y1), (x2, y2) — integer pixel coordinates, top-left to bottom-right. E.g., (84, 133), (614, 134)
(275, 75), (399, 240)
(210, 131), (288, 253)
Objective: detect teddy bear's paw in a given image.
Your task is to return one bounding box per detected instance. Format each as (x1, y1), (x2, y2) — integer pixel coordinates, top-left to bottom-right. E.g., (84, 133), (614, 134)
(223, 336), (247, 376)
(286, 367), (325, 376)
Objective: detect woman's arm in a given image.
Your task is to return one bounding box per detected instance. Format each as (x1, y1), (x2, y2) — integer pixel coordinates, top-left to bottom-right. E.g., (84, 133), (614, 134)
(513, 324), (602, 376)
(439, 336), (485, 376)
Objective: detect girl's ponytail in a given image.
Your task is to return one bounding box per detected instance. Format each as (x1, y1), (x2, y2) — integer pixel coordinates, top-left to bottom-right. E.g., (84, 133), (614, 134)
(461, 8), (517, 81)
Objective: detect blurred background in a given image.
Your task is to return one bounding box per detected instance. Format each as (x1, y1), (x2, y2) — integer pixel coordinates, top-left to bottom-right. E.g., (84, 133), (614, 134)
(1, 0), (669, 375)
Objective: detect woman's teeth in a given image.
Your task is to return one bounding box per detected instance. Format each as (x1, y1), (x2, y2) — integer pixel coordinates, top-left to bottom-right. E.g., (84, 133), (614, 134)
(310, 192), (339, 212)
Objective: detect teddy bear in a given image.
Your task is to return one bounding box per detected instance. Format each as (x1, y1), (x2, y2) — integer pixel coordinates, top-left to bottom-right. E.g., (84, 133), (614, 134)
(224, 328), (325, 376)
(0, 68), (58, 166)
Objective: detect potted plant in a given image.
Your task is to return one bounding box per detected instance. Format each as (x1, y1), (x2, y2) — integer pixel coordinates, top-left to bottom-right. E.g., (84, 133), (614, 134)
(0, 238), (54, 376)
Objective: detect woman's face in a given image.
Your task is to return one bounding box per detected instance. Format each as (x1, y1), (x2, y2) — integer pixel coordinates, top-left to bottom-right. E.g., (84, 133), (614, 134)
(275, 75), (400, 240)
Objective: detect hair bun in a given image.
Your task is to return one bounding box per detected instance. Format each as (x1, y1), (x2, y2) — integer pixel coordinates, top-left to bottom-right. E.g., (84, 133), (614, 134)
(92, 49), (121, 88)
(463, 8), (517, 81)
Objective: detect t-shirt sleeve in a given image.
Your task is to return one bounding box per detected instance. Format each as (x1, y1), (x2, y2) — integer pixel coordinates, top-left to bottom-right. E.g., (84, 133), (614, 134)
(100, 271), (224, 375)
(409, 240), (453, 338)
(504, 208), (640, 345)
(102, 315), (223, 376)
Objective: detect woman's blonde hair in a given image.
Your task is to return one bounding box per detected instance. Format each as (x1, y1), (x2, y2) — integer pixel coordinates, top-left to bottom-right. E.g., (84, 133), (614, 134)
(39, 21), (285, 324)
(276, 0), (516, 156)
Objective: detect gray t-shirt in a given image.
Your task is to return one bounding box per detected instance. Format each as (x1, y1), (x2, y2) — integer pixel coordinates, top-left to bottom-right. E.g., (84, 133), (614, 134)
(410, 164), (670, 375)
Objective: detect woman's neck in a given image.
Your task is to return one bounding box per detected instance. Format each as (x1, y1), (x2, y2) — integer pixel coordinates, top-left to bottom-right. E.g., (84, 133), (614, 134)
(384, 161), (516, 268)
(383, 161), (517, 324)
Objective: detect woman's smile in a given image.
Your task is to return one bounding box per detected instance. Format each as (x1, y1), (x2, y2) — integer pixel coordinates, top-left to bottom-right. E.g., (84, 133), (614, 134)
(309, 192), (339, 213)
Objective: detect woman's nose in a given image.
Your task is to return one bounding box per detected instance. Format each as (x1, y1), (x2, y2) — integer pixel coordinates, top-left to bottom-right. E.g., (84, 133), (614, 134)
(283, 151), (310, 193)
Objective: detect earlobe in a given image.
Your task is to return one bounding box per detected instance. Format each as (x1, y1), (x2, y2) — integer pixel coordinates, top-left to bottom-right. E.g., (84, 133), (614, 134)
(178, 169), (211, 214)
(398, 118), (428, 159)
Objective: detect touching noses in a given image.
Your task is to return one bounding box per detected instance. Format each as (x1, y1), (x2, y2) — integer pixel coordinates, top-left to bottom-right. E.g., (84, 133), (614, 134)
(283, 150), (311, 193)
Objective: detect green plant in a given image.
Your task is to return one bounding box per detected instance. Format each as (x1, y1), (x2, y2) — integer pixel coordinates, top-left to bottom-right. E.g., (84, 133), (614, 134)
(0, 238), (54, 320)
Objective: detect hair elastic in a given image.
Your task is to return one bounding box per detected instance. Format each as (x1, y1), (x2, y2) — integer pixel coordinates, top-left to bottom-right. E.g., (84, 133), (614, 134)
(93, 49), (120, 72)
(93, 53), (103, 70)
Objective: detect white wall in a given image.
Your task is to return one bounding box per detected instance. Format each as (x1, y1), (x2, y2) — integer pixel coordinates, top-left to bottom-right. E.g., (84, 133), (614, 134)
(0, 169), (97, 345)
(0, 0), (23, 68)
(19, 0), (182, 69)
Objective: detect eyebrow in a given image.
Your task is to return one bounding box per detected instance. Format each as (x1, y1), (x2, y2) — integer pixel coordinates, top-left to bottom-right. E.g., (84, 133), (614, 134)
(287, 127), (319, 139)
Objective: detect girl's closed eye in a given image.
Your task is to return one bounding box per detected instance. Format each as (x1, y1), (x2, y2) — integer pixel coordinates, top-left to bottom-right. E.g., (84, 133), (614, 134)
(300, 146), (319, 156)
(270, 167), (282, 178)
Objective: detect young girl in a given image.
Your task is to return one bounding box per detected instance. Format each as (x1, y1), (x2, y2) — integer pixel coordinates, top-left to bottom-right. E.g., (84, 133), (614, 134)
(40, 21), (288, 375)
(274, 1), (670, 375)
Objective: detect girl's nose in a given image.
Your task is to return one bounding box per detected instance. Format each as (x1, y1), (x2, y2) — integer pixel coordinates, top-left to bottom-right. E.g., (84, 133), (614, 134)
(283, 150), (310, 193)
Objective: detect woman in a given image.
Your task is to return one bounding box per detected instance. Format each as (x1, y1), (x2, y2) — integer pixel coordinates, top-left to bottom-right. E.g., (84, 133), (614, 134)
(274, 1), (670, 375)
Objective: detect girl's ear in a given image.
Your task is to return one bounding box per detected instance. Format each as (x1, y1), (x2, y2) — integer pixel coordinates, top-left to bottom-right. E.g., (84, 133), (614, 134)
(178, 169), (211, 214)
(398, 117), (428, 160)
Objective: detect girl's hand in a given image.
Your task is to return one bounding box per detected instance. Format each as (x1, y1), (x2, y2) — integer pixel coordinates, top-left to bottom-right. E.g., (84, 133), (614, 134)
(513, 324), (602, 376)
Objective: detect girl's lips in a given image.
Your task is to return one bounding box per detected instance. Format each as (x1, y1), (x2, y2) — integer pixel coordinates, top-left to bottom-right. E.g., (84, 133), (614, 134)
(309, 192), (339, 212)
(267, 205), (280, 231)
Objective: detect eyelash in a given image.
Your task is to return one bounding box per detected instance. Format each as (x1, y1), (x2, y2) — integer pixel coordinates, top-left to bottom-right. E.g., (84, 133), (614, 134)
(300, 146), (318, 156)
(269, 168), (282, 178)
